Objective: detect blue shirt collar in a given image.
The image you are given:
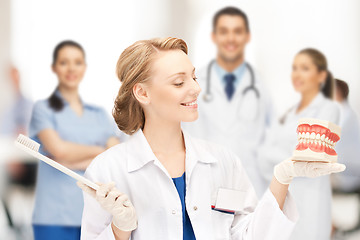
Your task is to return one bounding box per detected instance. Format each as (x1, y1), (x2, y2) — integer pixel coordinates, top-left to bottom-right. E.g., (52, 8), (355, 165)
(54, 89), (92, 109)
(214, 61), (247, 87)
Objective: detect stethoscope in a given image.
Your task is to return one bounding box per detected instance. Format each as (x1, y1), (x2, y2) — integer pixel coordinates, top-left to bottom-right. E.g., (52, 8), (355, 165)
(203, 59), (260, 102)
(202, 59), (261, 121)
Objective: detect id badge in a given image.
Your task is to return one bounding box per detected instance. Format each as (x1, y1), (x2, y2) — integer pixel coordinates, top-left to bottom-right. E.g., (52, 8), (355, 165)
(214, 188), (248, 212)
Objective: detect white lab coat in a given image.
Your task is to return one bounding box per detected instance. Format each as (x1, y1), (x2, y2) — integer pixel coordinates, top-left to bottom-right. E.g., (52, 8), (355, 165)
(257, 93), (340, 240)
(332, 101), (360, 192)
(81, 129), (298, 240)
(183, 63), (274, 197)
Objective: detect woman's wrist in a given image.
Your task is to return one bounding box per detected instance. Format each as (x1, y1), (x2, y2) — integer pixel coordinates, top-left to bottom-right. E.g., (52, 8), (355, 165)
(111, 222), (132, 240)
(269, 176), (289, 210)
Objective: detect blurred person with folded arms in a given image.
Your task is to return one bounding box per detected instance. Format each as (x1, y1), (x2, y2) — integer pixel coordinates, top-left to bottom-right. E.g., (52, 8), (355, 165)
(332, 79), (360, 192)
(0, 65), (33, 136)
(0, 65), (35, 186)
(257, 48), (340, 240)
(29, 40), (120, 240)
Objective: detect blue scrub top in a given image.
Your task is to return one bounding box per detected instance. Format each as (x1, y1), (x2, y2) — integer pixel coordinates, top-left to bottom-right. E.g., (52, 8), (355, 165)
(29, 91), (118, 226)
(172, 173), (196, 240)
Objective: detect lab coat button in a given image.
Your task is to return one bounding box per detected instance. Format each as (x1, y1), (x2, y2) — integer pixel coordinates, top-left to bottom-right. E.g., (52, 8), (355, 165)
(172, 210), (176, 215)
(193, 206), (198, 211)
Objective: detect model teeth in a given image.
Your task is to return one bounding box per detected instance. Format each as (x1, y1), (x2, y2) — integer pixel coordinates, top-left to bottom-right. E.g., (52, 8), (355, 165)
(297, 131), (338, 148)
(310, 132), (315, 139)
(321, 134), (325, 141)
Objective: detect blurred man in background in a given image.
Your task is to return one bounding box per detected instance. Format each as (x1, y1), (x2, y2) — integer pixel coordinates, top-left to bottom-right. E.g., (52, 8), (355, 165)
(183, 6), (274, 197)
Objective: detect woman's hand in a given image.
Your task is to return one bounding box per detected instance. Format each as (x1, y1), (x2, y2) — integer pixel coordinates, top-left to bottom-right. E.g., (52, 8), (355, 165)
(274, 158), (346, 185)
(77, 182), (137, 232)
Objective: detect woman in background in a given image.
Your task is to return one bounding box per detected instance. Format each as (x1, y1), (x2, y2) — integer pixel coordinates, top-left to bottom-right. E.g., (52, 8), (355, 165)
(257, 48), (340, 240)
(332, 79), (360, 192)
(29, 40), (120, 240)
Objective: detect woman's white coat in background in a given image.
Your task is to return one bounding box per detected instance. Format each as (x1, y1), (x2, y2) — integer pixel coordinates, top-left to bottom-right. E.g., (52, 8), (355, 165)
(81, 130), (298, 240)
(332, 101), (360, 192)
(182, 64), (274, 197)
(257, 93), (340, 240)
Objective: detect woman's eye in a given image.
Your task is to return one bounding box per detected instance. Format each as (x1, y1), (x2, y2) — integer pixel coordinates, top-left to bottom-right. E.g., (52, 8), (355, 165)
(174, 82), (184, 87)
(301, 66), (309, 71)
(193, 76), (198, 81)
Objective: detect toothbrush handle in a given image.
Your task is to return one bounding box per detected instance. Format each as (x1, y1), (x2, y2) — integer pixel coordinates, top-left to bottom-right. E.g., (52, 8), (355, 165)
(15, 141), (99, 191)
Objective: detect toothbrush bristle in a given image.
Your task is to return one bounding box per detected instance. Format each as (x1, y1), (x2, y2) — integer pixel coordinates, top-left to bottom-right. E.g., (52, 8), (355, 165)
(17, 134), (40, 152)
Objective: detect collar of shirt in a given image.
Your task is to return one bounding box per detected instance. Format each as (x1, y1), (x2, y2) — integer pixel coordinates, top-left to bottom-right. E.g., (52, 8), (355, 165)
(214, 61), (247, 88)
(55, 89), (93, 109)
(294, 92), (326, 113)
(126, 129), (218, 173)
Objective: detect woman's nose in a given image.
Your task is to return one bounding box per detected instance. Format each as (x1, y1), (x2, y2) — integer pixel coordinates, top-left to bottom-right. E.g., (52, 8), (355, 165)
(190, 79), (201, 96)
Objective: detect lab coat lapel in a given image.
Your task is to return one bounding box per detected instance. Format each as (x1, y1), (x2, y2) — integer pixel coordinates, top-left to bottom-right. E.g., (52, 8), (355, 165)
(231, 67), (251, 103)
(297, 93), (326, 118)
(211, 67), (228, 99)
(182, 130), (218, 182)
(182, 131), (217, 239)
(126, 130), (168, 176)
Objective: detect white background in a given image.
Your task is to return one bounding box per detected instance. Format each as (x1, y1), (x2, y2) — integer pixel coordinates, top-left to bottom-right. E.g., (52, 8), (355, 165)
(9, 0), (360, 117)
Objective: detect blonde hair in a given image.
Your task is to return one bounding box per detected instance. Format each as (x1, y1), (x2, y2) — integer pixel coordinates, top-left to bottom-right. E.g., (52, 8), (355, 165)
(113, 37), (188, 135)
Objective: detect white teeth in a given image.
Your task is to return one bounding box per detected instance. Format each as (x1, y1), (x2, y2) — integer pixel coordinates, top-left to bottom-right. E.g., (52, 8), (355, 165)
(310, 132), (316, 140)
(298, 132), (337, 152)
(183, 100), (197, 106)
(321, 134), (325, 141)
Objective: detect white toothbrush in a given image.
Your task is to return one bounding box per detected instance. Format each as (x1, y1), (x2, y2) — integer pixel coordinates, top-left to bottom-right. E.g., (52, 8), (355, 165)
(14, 134), (99, 191)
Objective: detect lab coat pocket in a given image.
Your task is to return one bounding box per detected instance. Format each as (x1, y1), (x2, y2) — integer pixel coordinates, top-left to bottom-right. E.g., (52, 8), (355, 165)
(210, 188), (246, 239)
(210, 208), (234, 240)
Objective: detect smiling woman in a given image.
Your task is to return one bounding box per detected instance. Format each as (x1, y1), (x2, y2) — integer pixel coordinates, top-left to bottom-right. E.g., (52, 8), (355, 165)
(29, 40), (120, 240)
(78, 37), (345, 240)
(112, 38), (199, 135)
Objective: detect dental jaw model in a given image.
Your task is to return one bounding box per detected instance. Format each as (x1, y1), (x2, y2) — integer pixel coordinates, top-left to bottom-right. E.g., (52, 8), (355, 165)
(293, 118), (341, 163)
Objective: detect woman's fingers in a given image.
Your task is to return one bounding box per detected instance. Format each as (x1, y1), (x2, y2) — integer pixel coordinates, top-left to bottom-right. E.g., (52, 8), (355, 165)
(304, 162), (346, 177)
(329, 163), (346, 173)
(96, 182), (116, 199)
(77, 181), (96, 198)
(116, 194), (132, 207)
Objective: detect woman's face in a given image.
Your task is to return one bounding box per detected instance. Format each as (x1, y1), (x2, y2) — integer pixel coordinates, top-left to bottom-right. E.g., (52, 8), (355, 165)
(52, 46), (86, 90)
(142, 50), (201, 123)
(291, 53), (325, 95)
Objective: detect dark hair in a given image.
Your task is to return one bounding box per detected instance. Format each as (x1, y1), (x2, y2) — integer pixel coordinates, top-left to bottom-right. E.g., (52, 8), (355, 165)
(298, 48), (334, 99)
(335, 79), (349, 100)
(213, 6), (250, 32)
(49, 40), (85, 111)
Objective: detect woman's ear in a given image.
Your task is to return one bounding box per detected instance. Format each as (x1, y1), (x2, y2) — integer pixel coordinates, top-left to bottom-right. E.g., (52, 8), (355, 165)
(133, 83), (150, 105)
